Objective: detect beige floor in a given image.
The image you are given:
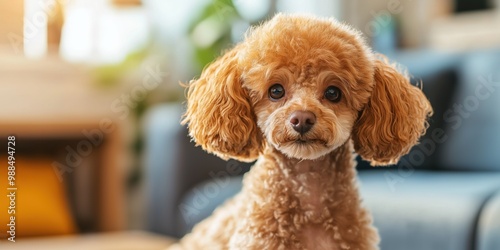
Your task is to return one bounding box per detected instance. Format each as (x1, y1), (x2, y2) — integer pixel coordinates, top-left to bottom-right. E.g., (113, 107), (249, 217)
(1, 231), (175, 250)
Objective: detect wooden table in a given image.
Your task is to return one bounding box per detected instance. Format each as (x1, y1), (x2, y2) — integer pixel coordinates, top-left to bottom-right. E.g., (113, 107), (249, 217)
(0, 53), (132, 232)
(0, 231), (176, 250)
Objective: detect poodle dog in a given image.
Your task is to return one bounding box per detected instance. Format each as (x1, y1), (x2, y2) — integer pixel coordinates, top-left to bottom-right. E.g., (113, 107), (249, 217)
(174, 13), (432, 250)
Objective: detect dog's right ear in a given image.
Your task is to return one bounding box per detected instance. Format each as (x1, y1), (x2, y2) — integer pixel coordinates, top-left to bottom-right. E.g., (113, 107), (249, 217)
(181, 46), (262, 162)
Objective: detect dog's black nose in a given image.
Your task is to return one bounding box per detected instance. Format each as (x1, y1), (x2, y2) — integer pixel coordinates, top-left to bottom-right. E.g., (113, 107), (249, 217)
(289, 111), (316, 134)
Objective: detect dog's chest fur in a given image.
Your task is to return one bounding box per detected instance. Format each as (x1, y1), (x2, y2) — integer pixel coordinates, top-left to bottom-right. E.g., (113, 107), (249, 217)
(289, 160), (340, 249)
(259, 144), (365, 250)
(301, 225), (339, 250)
(291, 162), (334, 220)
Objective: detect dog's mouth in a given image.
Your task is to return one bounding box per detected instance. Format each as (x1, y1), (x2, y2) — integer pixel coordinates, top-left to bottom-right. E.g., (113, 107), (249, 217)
(296, 139), (309, 144)
(295, 139), (319, 144)
(286, 138), (328, 146)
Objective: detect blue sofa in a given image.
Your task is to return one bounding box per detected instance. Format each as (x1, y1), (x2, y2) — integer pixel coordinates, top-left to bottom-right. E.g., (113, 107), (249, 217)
(144, 50), (500, 250)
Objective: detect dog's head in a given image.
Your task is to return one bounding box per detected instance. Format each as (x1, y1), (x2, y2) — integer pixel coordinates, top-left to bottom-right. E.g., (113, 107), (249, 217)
(182, 14), (432, 165)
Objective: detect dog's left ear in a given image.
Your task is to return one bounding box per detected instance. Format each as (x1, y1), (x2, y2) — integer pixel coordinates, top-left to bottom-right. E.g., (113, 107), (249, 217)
(352, 56), (433, 166)
(181, 45), (262, 162)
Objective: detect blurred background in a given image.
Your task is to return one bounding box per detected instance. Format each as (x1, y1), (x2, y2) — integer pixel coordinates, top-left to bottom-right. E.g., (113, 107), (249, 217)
(0, 0), (500, 249)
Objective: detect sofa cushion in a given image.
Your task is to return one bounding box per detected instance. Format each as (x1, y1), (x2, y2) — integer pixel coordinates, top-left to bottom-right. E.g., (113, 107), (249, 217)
(359, 170), (500, 250)
(177, 177), (244, 235)
(439, 50), (500, 170)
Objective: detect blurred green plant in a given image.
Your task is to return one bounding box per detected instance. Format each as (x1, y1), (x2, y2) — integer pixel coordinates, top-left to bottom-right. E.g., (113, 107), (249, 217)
(189, 0), (241, 70)
(91, 47), (151, 87)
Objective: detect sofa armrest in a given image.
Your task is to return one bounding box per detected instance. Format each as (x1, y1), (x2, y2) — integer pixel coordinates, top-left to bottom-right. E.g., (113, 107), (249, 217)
(143, 104), (185, 237)
(478, 189), (500, 250)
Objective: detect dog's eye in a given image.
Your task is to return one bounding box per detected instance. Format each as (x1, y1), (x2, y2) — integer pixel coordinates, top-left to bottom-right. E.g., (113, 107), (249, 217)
(269, 84), (285, 100)
(324, 86), (341, 102)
